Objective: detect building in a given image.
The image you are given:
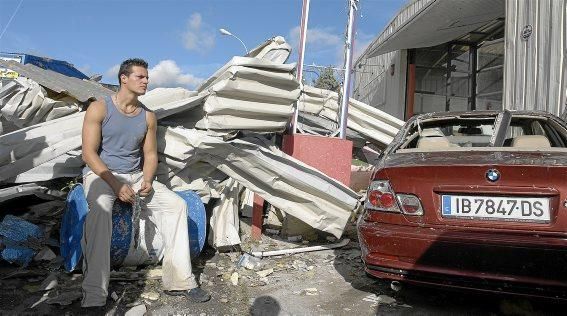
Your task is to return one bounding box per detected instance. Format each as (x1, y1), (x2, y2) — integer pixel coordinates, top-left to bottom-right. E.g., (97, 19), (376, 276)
(353, 0), (567, 120)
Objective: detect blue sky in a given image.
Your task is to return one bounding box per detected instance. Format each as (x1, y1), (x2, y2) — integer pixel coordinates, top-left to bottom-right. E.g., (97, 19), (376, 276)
(0, 0), (404, 88)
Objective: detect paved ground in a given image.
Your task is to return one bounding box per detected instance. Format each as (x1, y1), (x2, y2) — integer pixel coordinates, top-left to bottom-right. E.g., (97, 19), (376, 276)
(1, 222), (566, 315)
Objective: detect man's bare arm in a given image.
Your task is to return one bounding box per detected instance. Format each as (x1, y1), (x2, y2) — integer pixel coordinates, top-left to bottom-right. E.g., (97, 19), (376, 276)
(82, 100), (135, 203)
(139, 111), (158, 197)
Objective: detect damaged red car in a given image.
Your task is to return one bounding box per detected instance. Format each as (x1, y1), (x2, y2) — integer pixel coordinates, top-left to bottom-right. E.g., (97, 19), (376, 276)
(358, 110), (567, 299)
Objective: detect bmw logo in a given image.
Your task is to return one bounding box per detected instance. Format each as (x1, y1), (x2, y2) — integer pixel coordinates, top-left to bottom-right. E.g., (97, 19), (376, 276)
(486, 169), (500, 182)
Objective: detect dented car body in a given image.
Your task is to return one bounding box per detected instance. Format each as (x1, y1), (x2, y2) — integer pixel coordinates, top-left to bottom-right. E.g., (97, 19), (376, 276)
(358, 111), (567, 299)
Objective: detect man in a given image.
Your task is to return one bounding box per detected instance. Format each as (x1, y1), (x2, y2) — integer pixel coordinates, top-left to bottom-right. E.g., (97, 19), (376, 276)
(81, 58), (210, 308)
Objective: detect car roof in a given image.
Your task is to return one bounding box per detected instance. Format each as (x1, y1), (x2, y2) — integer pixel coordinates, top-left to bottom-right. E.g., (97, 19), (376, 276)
(410, 110), (558, 121)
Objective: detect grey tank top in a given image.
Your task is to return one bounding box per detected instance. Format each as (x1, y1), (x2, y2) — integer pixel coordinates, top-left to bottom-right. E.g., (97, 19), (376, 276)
(84, 96), (148, 174)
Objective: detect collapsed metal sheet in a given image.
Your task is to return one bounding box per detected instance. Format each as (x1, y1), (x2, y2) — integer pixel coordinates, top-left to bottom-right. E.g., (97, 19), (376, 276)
(246, 35), (292, 64)
(0, 77), (80, 128)
(299, 85), (404, 147)
(208, 177), (242, 248)
(0, 59), (113, 103)
(195, 57), (300, 132)
(157, 126), (360, 238)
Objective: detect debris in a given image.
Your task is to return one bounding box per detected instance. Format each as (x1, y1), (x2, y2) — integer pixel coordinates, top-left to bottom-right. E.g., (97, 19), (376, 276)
(251, 238), (350, 258)
(301, 288), (319, 296)
(0, 215), (44, 267)
(111, 291), (119, 301)
(39, 272), (58, 291)
(237, 253), (261, 270)
(125, 303), (147, 316)
(377, 295), (397, 305)
(200, 273), (209, 282)
(34, 247), (56, 261)
(0, 184), (65, 203)
(141, 291), (160, 301)
(265, 228), (280, 235)
(255, 268), (274, 278)
(30, 292), (50, 309)
(287, 235), (303, 242)
(230, 272), (239, 286)
(45, 290), (82, 305)
(292, 260), (308, 272)
(326, 236), (337, 242)
(220, 298), (229, 303)
(145, 268), (163, 279)
(390, 281), (402, 292)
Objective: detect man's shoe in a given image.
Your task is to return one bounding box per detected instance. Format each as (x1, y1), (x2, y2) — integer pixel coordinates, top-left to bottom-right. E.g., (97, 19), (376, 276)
(164, 287), (211, 303)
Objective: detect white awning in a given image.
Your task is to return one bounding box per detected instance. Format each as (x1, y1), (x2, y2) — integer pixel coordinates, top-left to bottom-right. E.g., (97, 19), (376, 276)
(367, 0), (505, 57)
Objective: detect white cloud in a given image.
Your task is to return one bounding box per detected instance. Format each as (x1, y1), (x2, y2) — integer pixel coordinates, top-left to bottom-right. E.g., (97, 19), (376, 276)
(182, 13), (215, 53)
(104, 61), (203, 89)
(105, 64), (120, 82)
(148, 60), (204, 89)
(289, 26), (341, 49)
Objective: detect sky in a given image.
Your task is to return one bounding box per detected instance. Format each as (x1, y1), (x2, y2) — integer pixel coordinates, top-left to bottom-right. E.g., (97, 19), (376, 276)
(0, 0), (405, 88)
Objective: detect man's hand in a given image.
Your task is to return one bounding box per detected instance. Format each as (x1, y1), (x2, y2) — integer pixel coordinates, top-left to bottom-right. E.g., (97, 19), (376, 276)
(113, 182), (136, 204)
(139, 180), (153, 197)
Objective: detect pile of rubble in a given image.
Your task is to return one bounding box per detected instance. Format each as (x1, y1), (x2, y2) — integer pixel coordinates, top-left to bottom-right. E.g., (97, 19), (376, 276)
(0, 36), (403, 309)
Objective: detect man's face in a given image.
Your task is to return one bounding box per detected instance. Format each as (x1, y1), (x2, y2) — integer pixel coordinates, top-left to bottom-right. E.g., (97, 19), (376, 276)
(121, 66), (149, 95)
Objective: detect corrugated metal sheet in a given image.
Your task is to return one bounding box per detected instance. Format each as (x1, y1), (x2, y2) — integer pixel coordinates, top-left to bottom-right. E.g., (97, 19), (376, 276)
(503, 0), (567, 116)
(0, 60), (112, 103)
(353, 50), (407, 119)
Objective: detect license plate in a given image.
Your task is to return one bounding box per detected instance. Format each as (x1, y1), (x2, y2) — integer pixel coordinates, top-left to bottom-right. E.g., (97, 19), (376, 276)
(441, 195), (550, 222)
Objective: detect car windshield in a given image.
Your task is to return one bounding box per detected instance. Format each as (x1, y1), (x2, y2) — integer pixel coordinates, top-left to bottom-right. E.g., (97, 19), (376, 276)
(396, 113), (567, 151)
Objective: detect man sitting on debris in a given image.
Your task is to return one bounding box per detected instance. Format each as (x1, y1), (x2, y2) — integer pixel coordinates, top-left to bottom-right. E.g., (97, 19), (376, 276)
(81, 58), (210, 308)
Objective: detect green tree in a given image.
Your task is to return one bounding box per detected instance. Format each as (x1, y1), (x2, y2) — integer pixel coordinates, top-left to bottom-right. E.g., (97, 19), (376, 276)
(312, 66), (340, 92)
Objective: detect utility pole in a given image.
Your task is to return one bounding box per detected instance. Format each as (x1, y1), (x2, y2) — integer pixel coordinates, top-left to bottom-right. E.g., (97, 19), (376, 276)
(291, 0), (311, 134)
(339, 0), (359, 139)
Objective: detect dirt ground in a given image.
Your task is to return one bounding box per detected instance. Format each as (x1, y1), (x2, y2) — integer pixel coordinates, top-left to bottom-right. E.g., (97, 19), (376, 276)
(1, 221), (566, 316)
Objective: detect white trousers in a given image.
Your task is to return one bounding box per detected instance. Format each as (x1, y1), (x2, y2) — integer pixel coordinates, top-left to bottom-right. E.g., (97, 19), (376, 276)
(81, 171), (197, 307)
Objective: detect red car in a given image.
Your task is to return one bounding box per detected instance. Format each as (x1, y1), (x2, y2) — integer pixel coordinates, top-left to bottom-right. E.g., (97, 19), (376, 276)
(358, 111), (567, 299)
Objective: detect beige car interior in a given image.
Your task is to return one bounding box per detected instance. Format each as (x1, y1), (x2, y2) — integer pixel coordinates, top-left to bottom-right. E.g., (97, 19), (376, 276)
(511, 135), (551, 148)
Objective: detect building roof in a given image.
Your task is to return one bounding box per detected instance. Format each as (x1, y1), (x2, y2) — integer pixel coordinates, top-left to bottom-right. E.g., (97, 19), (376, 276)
(362, 0), (505, 58)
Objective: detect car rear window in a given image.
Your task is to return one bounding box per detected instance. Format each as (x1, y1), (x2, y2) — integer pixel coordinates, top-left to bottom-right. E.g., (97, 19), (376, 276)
(396, 114), (567, 152)
(399, 118), (496, 149)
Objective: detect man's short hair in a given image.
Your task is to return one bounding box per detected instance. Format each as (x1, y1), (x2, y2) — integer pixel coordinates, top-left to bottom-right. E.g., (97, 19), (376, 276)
(118, 58), (148, 85)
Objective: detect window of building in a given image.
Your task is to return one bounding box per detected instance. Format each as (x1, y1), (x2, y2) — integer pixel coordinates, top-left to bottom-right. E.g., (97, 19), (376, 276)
(409, 19), (505, 115)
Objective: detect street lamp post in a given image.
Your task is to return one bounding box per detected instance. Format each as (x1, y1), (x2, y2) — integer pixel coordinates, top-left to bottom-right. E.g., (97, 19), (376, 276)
(219, 28), (249, 55)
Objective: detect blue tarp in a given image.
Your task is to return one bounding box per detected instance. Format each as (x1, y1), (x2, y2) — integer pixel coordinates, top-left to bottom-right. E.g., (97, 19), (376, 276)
(0, 215), (44, 267)
(0, 52), (89, 80)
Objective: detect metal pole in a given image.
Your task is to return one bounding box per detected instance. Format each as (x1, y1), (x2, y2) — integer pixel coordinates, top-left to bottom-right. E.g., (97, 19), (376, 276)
(339, 0), (359, 139)
(231, 34), (249, 55)
(291, 0), (310, 134)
